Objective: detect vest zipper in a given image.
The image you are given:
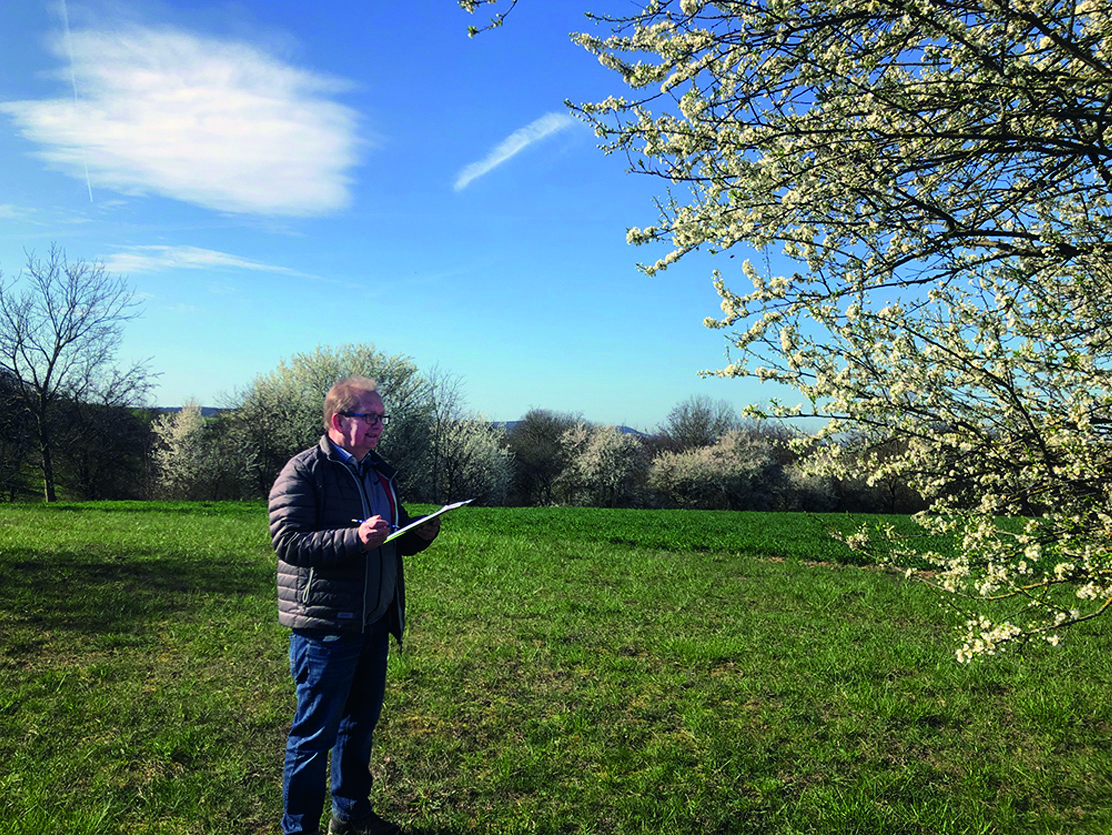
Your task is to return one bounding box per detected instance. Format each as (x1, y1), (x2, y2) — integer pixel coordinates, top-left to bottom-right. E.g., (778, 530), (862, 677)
(301, 566), (316, 605)
(343, 463), (372, 633)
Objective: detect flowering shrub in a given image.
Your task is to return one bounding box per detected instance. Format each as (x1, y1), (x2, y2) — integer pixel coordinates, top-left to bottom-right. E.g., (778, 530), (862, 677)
(648, 429), (782, 511)
(151, 402), (236, 500)
(428, 417), (513, 506)
(557, 422), (647, 507)
(563, 0), (1112, 657)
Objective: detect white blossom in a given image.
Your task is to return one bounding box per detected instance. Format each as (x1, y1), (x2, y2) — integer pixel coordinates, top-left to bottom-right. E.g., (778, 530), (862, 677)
(568, 0), (1112, 658)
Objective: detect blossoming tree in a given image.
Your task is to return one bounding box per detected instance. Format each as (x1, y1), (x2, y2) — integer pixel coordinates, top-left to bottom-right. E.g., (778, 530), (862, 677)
(558, 422), (647, 507)
(464, 0), (1112, 658)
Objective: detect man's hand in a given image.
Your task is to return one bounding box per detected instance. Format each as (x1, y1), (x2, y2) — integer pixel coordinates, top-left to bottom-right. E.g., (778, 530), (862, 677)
(357, 516), (392, 550)
(414, 515), (441, 541)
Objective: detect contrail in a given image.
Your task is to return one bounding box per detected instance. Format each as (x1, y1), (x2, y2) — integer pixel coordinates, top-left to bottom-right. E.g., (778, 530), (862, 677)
(453, 113), (575, 191)
(59, 0), (94, 202)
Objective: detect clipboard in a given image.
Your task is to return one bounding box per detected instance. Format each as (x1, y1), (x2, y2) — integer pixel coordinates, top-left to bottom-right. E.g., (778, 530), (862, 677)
(385, 498), (473, 543)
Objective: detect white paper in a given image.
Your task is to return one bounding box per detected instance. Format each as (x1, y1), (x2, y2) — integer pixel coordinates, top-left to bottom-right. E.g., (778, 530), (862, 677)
(385, 498), (473, 543)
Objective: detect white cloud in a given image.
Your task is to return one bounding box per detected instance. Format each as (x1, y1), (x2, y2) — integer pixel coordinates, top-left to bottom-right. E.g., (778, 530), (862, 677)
(0, 24), (362, 216)
(102, 244), (301, 275)
(454, 112), (576, 191)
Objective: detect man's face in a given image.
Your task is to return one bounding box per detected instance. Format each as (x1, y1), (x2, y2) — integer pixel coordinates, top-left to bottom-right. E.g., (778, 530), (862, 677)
(331, 391), (385, 460)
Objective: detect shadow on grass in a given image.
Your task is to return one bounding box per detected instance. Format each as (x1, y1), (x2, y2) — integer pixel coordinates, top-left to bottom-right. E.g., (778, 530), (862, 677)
(43, 500), (266, 516)
(2, 546), (271, 656)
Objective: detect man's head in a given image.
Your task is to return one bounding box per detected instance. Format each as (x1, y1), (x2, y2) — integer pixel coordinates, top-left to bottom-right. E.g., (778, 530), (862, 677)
(325, 376), (385, 461)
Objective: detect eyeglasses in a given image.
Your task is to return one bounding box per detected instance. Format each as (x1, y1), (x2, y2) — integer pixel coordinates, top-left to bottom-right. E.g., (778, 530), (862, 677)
(339, 412), (390, 426)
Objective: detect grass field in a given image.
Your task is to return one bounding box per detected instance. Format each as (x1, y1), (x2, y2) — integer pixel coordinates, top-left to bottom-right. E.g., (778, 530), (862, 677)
(1, 502), (1110, 834)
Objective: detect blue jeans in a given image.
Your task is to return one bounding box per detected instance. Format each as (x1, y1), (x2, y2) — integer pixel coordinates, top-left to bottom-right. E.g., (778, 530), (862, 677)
(282, 621), (390, 835)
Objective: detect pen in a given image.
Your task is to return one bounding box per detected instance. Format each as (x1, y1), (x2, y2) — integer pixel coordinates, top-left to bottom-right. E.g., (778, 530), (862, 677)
(351, 519), (399, 530)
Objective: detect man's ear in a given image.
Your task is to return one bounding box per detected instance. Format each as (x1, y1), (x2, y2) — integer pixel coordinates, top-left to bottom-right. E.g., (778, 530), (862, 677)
(328, 412), (344, 433)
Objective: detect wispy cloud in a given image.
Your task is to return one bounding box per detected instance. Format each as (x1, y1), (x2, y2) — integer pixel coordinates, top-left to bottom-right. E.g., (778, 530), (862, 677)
(0, 23), (362, 216)
(454, 112), (576, 191)
(102, 245), (303, 276)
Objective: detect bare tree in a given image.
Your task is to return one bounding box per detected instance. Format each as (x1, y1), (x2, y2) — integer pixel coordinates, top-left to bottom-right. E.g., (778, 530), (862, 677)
(0, 369), (33, 501)
(505, 408), (580, 505)
(0, 244), (152, 501)
(658, 395), (741, 451)
(423, 365), (469, 501)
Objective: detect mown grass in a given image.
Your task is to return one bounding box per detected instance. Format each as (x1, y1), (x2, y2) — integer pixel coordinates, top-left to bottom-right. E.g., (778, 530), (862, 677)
(1, 502), (1110, 834)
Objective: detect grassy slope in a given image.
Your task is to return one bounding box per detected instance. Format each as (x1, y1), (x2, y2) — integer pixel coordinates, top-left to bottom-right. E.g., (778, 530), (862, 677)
(1, 502), (1109, 834)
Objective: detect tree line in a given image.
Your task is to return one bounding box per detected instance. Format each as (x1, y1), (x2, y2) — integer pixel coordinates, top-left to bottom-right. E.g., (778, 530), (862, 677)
(0, 340), (923, 513)
(0, 247), (916, 510)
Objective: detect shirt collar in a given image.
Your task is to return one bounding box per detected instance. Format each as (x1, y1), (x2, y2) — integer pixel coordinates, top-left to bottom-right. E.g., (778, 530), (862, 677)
(331, 441), (357, 464)
(329, 439), (378, 478)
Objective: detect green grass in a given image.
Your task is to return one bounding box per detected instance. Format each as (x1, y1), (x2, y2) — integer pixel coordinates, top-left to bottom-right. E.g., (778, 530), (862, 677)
(1, 502), (1110, 834)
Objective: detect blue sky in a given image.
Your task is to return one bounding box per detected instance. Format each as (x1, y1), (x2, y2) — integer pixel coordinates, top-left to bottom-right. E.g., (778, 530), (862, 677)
(0, 0), (780, 432)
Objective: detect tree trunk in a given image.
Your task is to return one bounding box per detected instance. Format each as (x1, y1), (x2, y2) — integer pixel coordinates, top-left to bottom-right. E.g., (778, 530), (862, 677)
(37, 421), (56, 502)
(40, 446), (56, 502)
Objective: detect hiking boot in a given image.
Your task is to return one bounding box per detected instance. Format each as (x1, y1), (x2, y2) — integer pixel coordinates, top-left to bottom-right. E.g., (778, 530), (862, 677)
(328, 810), (401, 835)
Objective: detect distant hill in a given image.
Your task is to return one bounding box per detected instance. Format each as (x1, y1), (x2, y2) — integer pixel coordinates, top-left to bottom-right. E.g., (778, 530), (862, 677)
(153, 406), (225, 418)
(492, 420), (647, 437)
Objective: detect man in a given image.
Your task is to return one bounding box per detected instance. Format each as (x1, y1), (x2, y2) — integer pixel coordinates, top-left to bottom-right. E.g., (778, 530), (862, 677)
(269, 376), (440, 835)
